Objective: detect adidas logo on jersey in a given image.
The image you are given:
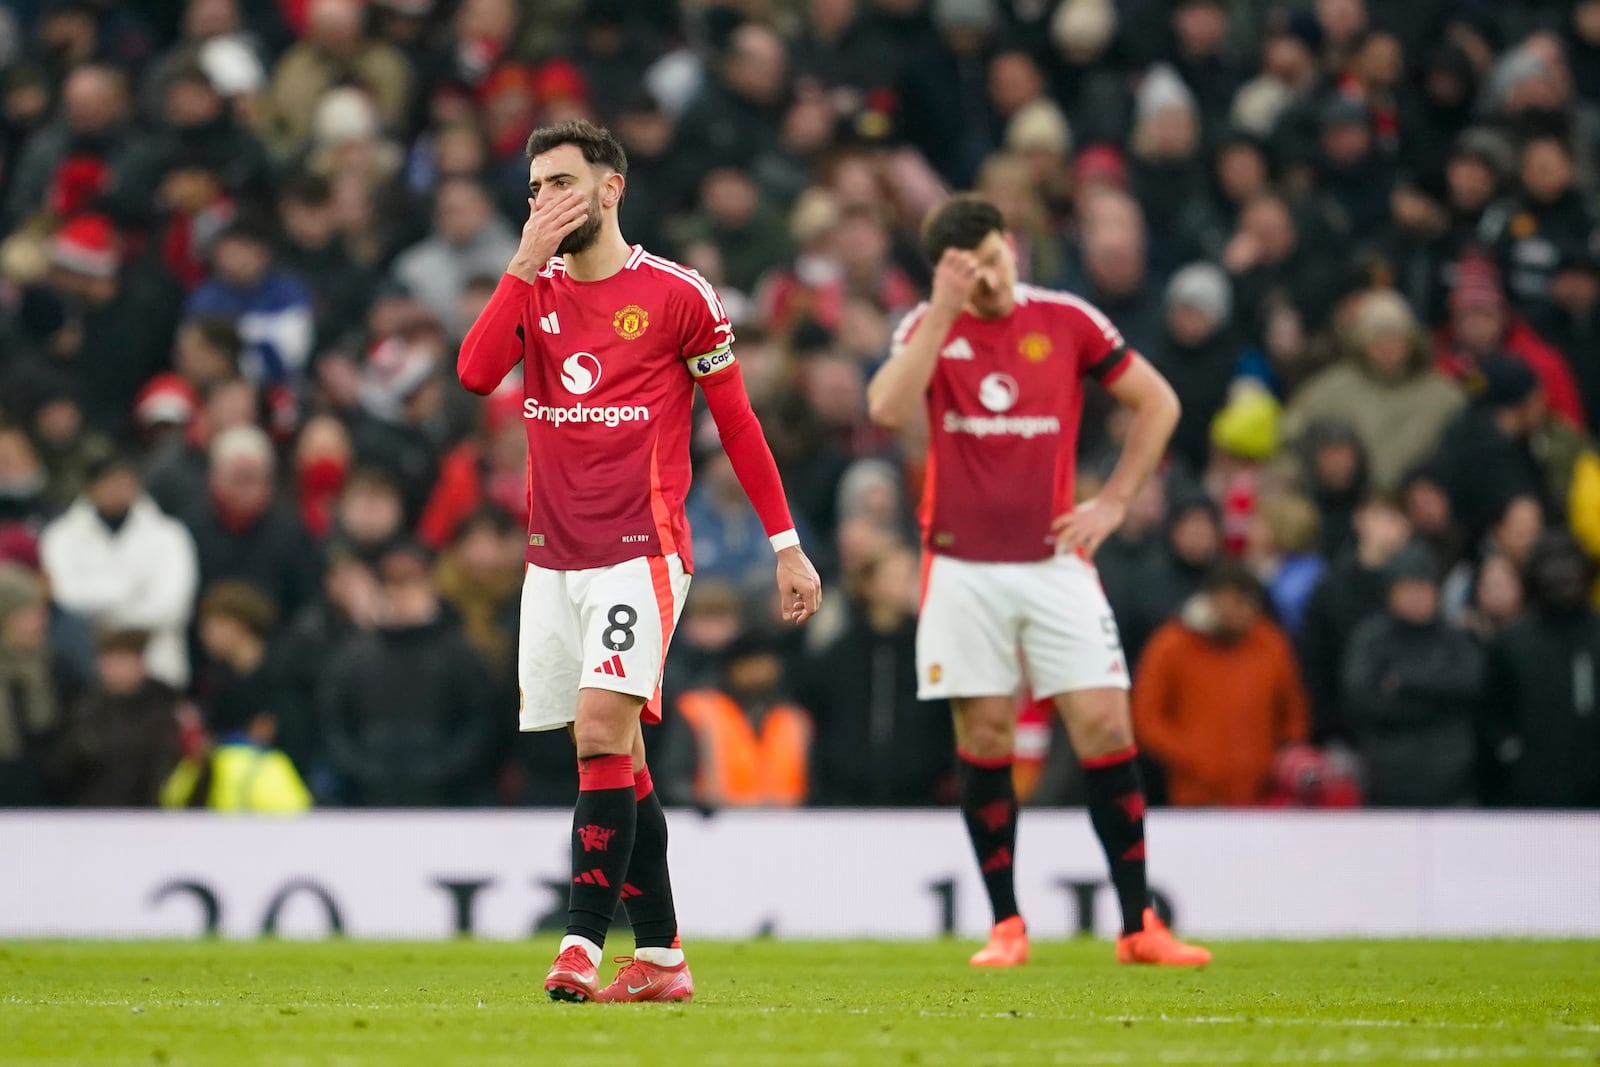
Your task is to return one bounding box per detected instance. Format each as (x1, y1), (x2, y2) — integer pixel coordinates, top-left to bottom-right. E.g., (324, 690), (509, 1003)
(940, 337), (975, 360)
(540, 312), (561, 334)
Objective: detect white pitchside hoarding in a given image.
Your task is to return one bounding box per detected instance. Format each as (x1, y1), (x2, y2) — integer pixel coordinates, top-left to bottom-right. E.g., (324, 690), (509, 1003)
(3, 811), (1597, 940)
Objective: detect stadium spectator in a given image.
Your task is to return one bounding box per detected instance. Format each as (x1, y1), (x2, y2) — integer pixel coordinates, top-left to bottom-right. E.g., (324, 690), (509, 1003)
(184, 425), (317, 623)
(18, 214), (182, 438)
(3, 64), (132, 228)
(667, 632), (811, 809)
(27, 386), (111, 515)
(1147, 262), (1238, 473)
(1432, 250), (1586, 428)
(433, 506), (522, 686)
(799, 544), (952, 806)
(1284, 289), (1465, 495)
(0, 564), (67, 806)
(1113, 484), (1222, 665)
(1293, 418), (1369, 561)
(1246, 493), (1326, 638)
(0, 428), (52, 530)
(390, 178), (518, 338)
(1298, 494), (1412, 742)
(257, 0), (412, 160)
(1341, 543), (1484, 806)
(320, 540), (497, 806)
(39, 448), (199, 687)
(45, 628), (181, 807)
(1484, 532), (1600, 807)
(185, 217), (315, 392)
(1131, 563), (1311, 806)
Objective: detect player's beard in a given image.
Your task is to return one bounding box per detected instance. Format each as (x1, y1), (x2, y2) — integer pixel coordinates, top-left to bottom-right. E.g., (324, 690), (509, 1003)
(557, 191), (605, 256)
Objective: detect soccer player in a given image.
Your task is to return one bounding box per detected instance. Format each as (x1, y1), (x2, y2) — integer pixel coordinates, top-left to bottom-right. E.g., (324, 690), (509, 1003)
(457, 120), (822, 1002)
(867, 195), (1210, 968)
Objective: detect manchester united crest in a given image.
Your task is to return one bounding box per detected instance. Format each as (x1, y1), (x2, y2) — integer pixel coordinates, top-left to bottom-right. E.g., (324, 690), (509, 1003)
(1019, 332), (1053, 363)
(613, 304), (649, 340)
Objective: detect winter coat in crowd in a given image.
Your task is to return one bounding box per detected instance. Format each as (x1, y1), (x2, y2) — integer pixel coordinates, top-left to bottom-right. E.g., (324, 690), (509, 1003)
(183, 501), (319, 627)
(47, 680), (180, 807)
(1297, 551), (1393, 743)
(390, 221), (519, 338)
(40, 496), (199, 687)
(320, 615), (497, 806)
(1284, 327), (1465, 496)
(1132, 606), (1311, 806)
(1147, 327), (1241, 475)
(797, 609), (952, 806)
(186, 269), (315, 388)
(1485, 611), (1600, 808)
(1341, 613), (1485, 807)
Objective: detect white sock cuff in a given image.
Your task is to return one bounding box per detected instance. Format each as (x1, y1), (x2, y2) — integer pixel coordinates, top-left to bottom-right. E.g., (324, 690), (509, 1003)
(559, 934), (602, 967)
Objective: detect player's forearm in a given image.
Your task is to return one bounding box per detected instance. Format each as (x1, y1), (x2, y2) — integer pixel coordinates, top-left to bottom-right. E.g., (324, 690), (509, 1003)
(457, 274), (530, 395)
(867, 306), (957, 428)
(1101, 371), (1180, 505)
(702, 365), (798, 544)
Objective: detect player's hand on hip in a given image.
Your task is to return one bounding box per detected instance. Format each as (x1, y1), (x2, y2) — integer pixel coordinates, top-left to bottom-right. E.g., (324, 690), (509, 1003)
(929, 248), (979, 316)
(507, 191), (589, 282)
(1050, 496), (1128, 559)
(776, 546), (822, 625)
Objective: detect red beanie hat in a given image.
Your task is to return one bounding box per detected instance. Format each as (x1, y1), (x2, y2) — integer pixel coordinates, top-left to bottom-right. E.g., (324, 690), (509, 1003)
(49, 214), (120, 279)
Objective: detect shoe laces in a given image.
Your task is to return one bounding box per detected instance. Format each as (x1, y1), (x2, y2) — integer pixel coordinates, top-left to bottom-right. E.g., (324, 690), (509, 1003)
(555, 945), (593, 969)
(610, 955), (649, 981)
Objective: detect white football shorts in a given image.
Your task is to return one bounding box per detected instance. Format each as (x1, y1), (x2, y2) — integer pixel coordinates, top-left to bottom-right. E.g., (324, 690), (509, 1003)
(517, 553), (691, 732)
(916, 552), (1129, 701)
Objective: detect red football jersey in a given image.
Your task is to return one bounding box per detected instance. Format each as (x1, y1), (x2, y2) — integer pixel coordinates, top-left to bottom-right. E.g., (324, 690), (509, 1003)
(461, 246), (737, 570)
(896, 284), (1131, 563)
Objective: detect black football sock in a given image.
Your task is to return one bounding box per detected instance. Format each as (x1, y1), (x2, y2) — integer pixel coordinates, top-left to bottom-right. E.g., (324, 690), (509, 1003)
(957, 750), (1020, 925)
(566, 754), (637, 949)
(621, 766), (679, 950)
(1082, 745), (1149, 936)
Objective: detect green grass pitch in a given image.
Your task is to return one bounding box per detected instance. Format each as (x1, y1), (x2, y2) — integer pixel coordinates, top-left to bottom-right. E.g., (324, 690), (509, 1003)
(3, 940), (1597, 1066)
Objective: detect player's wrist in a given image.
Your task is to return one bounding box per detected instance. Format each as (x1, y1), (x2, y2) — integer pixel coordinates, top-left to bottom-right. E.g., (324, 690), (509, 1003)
(770, 529), (801, 552)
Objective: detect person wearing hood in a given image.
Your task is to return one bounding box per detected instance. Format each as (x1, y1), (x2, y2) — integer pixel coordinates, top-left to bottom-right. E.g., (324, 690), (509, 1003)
(1148, 263), (1240, 473)
(1131, 563), (1310, 806)
(1284, 288), (1464, 495)
(1297, 493), (1412, 742)
(1116, 481), (1223, 667)
(1484, 532), (1600, 807)
(1292, 418), (1368, 560)
(320, 540), (498, 806)
(1340, 541), (1485, 806)
(38, 448), (199, 689)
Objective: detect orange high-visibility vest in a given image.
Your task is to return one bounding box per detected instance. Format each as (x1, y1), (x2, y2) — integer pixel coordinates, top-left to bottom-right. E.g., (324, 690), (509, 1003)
(676, 690), (810, 807)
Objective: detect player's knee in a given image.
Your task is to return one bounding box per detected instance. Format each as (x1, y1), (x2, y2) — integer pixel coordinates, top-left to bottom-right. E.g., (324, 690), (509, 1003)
(573, 691), (642, 758)
(955, 708), (1015, 762)
(1059, 692), (1133, 755)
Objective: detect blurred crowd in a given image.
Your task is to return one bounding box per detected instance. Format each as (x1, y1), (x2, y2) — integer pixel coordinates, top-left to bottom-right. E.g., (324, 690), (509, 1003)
(1, 0), (1598, 812)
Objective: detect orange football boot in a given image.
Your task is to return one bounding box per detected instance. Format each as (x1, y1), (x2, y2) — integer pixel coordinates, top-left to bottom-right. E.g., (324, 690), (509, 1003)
(596, 956), (694, 1003)
(969, 916), (1030, 967)
(545, 945), (600, 1002)
(1116, 908), (1212, 966)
